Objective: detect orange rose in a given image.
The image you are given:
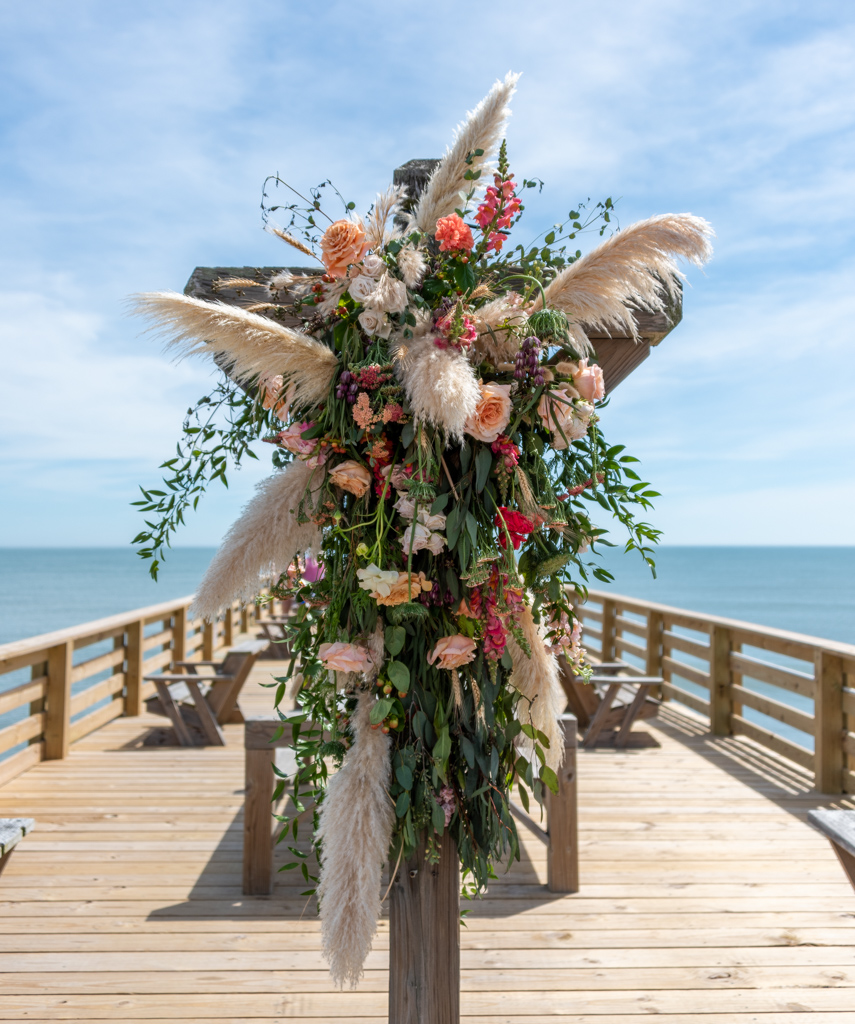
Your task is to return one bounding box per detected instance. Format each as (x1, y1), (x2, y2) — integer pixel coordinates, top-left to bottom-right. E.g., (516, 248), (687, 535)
(428, 634), (478, 670)
(320, 219), (369, 278)
(464, 383), (512, 443)
(374, 571), (433, 606)
(329, 459), (372, 497)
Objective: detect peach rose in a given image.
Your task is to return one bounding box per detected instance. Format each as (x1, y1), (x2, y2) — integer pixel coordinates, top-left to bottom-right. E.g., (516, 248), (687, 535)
(320, 218), (369, 278)
(328, 459), (372, 497)
(464, 383), (512, 443)
(319, 641), (374, 674)
(538, 387), (592, 449)
(428, 634), (478, 670)
(374, 571), (433, 607)
(572, 359), (605, 403)
(275, 421), (317, 457)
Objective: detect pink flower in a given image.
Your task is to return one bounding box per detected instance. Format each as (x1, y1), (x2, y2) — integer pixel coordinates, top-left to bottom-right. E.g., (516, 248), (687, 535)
(319, 641), (374, 674)
(438, 784), (456, 826)
(428, 634), (478, 670)
(275, 421), (317, 457)
(303, 556), (325, 583)
(572, 359), (605, 403)
(464, 383), (512, 443)
(434, 214), (474, 253)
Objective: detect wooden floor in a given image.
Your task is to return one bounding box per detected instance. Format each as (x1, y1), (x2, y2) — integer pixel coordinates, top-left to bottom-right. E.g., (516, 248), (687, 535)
(1, 656), (855, 1022)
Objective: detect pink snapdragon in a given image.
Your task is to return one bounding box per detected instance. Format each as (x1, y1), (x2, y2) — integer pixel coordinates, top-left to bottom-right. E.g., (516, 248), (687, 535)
(475, 173), (522, 252)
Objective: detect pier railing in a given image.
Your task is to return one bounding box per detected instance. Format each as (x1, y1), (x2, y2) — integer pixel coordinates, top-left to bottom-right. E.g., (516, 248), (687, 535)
(573, 589), (855, 794)
(0, 596), (261, 786)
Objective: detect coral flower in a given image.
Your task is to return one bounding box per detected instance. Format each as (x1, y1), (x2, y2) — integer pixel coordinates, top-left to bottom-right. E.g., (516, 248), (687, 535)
(318, 642), (374, 674)
(320, 218), (369, 278)
(464, 383), (512, 443)
(428, 634), (478, 670)
(329, 459), (372, 498)
(434, 213), (474, 253)
(374, 571), (433, 607)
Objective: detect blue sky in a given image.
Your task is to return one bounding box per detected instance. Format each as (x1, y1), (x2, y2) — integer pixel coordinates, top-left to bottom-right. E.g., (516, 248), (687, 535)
(1, 0), (853, 561)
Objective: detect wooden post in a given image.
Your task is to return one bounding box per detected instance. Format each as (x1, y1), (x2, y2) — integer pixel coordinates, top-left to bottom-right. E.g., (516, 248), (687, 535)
(173, 606), (187, 665)
(45, 641), (73, 759)
(125, 619), (145, 716)
(709, 624), (732, 736)
(645, 611), (664, 699)
(29, 662), (47, 745)
(389, 830), (460, 1024)
(202, 620), (215, 660)
(240, 604), (250, 633)
(546, 713), (579, 893)
(814, 651), (844, 794)
(600, 599), (616, 663)
(224, 603), (234, 647)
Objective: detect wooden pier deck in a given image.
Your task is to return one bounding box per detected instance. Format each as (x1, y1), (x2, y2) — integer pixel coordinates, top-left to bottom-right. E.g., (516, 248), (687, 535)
(1, 660), (855, 1022)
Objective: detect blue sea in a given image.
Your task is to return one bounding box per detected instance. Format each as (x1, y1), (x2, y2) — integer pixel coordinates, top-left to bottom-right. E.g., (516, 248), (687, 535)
(0, 547), (853, 760)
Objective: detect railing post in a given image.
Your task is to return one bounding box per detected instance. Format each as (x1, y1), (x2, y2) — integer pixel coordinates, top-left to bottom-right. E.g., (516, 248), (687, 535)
(709, 624), (732, 735)
(172, 606), (187, 665)
(125, 620), (145, 716)
(645, 610), (664, 698)
(29, 662), (47, 745)
(243, 716), (280, 896)
(202, 620), (215, 660)
(45, 641), (73, 759)
(546, 713), (579, 893)
(600, 599), (616, 663)
(240, 604), (250, 633)
(814, 651), (844, 794)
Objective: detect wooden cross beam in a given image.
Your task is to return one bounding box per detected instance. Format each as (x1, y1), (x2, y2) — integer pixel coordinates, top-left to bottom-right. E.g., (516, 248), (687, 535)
(184, 161), (683, 395)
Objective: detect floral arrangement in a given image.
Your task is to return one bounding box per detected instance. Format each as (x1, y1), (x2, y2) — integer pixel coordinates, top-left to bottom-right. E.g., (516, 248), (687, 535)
(133, 72), (712, 988)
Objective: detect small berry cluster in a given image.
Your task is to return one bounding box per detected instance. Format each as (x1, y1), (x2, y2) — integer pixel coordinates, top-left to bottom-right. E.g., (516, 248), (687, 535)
(335, 370), (360, 403)
(514, 335), (545, 386)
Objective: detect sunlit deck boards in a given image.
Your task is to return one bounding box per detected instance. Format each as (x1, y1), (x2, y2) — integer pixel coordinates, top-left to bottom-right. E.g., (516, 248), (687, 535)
(1, 662), (854, 1022)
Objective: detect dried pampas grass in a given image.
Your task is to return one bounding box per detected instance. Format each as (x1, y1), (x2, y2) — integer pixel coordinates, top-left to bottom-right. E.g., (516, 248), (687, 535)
(472, 293), (528, 363)
(393, 333), (480, 443)
(190, 462), (322, 621)
(542, 214), (714, 342)
(415, 71), (520, 233)
(365, 184), (408, 251)
(264, 224), (324, 263)
(316, 690), (394, 988)
(507, 604), (566, 772)
(396, 245), (427, 289)
(132, 291), (339, 408)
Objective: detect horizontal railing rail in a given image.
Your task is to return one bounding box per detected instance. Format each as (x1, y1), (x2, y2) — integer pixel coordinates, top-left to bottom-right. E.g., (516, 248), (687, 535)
(0, 595), (266, 786)
(573, 589), (855, 794)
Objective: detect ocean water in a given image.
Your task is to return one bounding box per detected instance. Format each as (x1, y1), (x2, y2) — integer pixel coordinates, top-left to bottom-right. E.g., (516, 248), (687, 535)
(0, 547), (852, 760)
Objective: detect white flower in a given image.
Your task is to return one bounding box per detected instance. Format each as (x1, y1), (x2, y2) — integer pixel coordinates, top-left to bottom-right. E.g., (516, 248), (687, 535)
(416, 510), (447, 532)
(402, 523), (446, 556)
(394, 494), (417, 519)
(356, 563), (400, 598)
(358, 309), (391, 338)
(366, 273), (408, 315)
(347, 274), (378, 303)
(361, 253), (385, 277)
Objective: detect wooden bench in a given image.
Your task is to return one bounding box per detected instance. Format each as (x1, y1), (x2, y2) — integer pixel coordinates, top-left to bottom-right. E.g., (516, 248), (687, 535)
(255, 616), (293, 659)
(808, 809), (855, 891)
(0, 818), (35, 875)
(243, 712), (580, 896)
(559, 658), (661, 747)
(144, 639), (268, 746)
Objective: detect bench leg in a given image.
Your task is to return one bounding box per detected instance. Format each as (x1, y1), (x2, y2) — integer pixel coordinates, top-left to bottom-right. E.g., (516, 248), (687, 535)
(615, 684), (653, 748)
(583, 683), (621, 747)
(831, 840), (855, 892)
(154, 681), (196, 747)
(185, 680), (226, 746)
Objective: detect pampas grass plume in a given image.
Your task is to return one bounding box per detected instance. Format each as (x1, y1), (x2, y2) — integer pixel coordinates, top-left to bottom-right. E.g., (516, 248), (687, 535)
(416, 71), (520, 233)
(507, 604), (566, 772)
(543, 213), (714, 340)
(365, 184), (408, 251)
(132, 291), (339, 408)
(190, 462), (322, 621)
(316, 690), (394, 988)
(394, 334), (480, 443)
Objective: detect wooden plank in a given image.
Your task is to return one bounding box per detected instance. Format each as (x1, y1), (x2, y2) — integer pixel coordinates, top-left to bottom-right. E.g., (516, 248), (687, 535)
(662, 655), (710, 690)
(140, 647), (174, 674)
(731, 715), (815, 770)
(0, 743), (43, 787)
(730, 650), (815, 696)
(0, 678), (47, 717)
(614, 635), (646, 660)
(614, 614), (646, 638)
(660, 683), (710, 718)
(68, 698), (124, 743)
(662, 630), (710, 661)
(142, 627), (173, 654)
(0, 713), (45, 755)
(69, 674), (126, 717)
(70, 646), (125, 686)
(730, 684), (815, 736)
